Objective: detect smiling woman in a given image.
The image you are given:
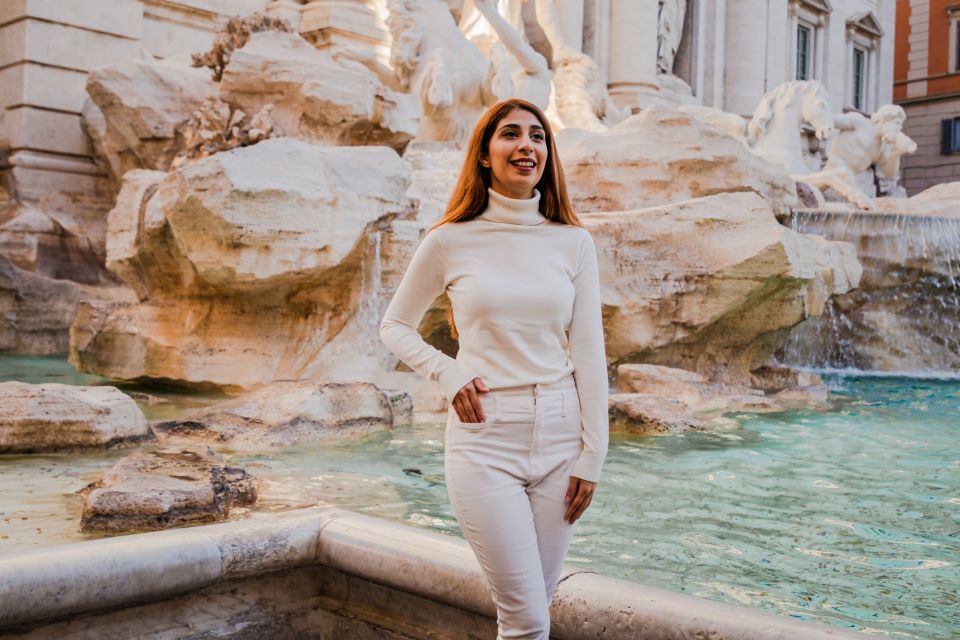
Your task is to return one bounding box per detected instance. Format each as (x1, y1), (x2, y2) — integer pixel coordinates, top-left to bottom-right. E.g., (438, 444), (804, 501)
(481, 109), (548, 198)
(378, 98), (608, 639)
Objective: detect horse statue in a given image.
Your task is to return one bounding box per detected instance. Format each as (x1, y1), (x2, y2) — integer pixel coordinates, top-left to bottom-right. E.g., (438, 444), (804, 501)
(806, 104), (917, 208)
(746, 80), (834, 174)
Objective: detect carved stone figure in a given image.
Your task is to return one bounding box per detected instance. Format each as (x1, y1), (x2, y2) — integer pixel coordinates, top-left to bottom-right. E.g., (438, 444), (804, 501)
(462, 0), (552, 109)
(800, 104), (917, 210)
(386, 0), (496, 141)
(522, 0), (627, 131)
(550, 52), (628, 132)
(657, 0), (686, 75)
(746, 80), (834, 175)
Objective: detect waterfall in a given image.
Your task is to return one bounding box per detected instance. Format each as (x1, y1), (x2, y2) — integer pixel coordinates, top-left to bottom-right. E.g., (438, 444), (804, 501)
(356, 229), (385, 357)
(777, 209), (960, 378)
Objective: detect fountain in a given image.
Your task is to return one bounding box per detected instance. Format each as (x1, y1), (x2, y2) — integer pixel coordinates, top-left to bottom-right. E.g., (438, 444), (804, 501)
(0, 4), (958, 640)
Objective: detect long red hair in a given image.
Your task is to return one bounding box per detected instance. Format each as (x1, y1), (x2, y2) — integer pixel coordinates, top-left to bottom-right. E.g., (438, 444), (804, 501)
(431, 98), (581, 339)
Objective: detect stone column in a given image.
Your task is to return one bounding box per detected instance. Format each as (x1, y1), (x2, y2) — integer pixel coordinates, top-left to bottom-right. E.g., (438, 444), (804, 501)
(555, 0), (584, 52)
(723, 0), (767, 116)
(606, 0), (662, 111)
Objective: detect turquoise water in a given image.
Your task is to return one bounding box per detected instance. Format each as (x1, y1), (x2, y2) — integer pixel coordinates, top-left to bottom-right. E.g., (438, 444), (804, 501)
(1, 356), (958, 638)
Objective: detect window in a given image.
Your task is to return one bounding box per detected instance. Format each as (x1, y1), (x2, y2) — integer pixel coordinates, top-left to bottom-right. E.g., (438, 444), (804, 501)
(845, 11), (882, 112)
(852, 47), (865, 110)
(797, 24), (812, 80)
(956, 19), (960, 72)
(790, 1), (829, 82)
(942, 118), (960, 155)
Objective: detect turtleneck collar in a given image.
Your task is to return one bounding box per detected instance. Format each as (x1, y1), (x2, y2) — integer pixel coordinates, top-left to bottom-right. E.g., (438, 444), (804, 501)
(480, 188), (547, 226)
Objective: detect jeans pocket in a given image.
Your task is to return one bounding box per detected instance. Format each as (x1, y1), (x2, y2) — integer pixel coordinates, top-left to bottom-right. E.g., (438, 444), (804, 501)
(450, 394), (495, 430)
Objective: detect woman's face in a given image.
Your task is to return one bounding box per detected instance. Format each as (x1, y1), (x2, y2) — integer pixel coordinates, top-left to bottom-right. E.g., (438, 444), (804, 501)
(482, 108), (548, 199)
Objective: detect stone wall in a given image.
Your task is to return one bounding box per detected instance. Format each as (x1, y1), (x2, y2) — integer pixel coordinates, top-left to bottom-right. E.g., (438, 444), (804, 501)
(900, 97), (960, 195)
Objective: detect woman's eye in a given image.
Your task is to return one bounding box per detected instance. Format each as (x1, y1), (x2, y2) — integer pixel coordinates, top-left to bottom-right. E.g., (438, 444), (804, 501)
(532, 134), (544, 142)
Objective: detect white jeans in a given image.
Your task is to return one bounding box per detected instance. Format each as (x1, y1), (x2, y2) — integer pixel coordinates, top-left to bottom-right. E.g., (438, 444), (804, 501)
(444, 374), (582, 640)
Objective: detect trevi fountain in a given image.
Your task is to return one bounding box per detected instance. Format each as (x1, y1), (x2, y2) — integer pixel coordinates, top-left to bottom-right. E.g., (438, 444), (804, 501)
(0, 3), (956, 640)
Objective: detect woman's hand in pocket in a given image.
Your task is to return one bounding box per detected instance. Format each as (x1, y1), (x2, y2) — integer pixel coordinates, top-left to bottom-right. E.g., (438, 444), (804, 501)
(453, 377), (490, 422)
(564, 476), (596, 524)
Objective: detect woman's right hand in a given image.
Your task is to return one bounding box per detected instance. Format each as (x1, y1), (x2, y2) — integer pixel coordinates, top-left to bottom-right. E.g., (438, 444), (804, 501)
(453, 377), (490, 422)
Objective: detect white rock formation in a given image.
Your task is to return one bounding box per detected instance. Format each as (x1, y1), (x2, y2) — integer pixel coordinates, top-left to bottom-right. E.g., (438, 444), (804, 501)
(220, 30), (419, 152)
(71, 138), (413, 390)
(0, 382), (150, 453)
(583, 191), (862, 387)
(152, 381), (410, 448)
(559, 106), (798, 213)
(85, 58), (219, 182)
(876, 181), (960, 217)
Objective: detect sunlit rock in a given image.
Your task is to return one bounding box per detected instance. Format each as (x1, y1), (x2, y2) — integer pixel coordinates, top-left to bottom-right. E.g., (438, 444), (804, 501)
(77, 446), (256, 532)
(559, 106), (798, 214)
(608, 394), (704, 434)
(152, 381), (408, 448)
(876, 181), (960, 218)
(586, 192), (861, 388)
(0, 382), (150, 453)
(70, 139), (412, 389)
(85, 58), (218, 182)
(615, 363), (786, 414)
(220, 30), (419, 152)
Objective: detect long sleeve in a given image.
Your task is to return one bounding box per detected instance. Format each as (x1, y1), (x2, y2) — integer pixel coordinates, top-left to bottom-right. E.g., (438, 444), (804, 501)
(379, 230), (477, 402)
(568, 230), (609, 483)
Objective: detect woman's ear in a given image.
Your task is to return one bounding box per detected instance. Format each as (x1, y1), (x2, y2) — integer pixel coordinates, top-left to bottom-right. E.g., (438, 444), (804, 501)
(479, 153), (490, 168)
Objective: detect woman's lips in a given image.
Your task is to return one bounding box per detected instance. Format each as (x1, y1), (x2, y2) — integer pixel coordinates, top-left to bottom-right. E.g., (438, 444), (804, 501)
(509, 159), (536, 173)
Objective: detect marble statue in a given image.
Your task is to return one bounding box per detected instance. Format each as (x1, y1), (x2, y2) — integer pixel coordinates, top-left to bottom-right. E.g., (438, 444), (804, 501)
(530, 0), (627, 131)
(386, 0), (493, 142)
(747, 80), (834, 175)
(799, 104), (917, 210)
(463, 0), (552, 109)
(657, 0), (686, 75)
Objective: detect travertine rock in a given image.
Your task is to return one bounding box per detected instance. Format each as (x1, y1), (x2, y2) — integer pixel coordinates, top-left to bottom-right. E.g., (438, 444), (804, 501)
(77, 447), (257, 532)
(403, 141), (464, 223)
(876, 181), (960, 218)
(0, 253), (129, 355)
(585, 192), (861, 387)
(220, 31), (419, 152)
(191, 13), (293, 82)
(0, 382), (150, 453)
(614, 363), (786, 413)
(0, 203), (113, 285)
(71, 139), (413, 389)
(152, 381), (407, 448)
(608, 393), (704, 434)
(559, 106), (798, 214)
(85, 58), (219, 182)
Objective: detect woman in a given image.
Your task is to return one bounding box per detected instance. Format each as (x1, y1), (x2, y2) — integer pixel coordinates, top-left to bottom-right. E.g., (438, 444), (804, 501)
(379, 98), (608, 639)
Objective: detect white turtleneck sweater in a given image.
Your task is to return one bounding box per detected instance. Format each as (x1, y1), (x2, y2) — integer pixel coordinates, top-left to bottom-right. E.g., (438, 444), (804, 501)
(379, 188), (608, 482)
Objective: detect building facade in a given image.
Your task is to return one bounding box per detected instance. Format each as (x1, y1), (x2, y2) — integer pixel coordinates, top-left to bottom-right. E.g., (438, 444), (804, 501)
(0, 0), (897, 228)
(893, 0), (960, 195)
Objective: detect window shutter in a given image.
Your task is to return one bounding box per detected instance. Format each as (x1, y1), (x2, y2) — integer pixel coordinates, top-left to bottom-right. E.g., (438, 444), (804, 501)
(942, 119), (955, 154)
